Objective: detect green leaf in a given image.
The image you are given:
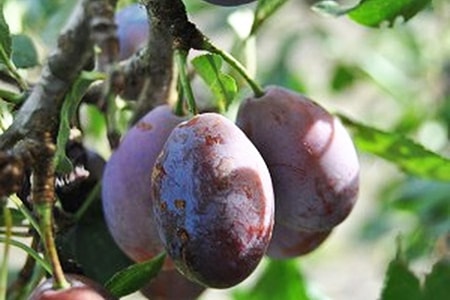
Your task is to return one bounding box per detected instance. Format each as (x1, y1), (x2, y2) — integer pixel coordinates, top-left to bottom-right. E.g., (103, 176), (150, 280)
(311, 1), (353, 17)
(251, 0), (289, 35)
(192, 54), (238, 111)
(381, 252), (421, 300)
(105, 252), (166, 298)
(55, 71), (105, 173)
(11, 34), (38, 68)
(0, 3), (11, 64)
(234, 259), (312, 300)
(423, 258), (450, 300)
(348, 0), (431, 27)
(340, 115), (450, 181)
(0, 207), (25, 227)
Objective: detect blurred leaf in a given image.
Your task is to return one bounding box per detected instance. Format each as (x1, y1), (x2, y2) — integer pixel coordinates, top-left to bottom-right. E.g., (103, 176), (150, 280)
(311, 1), (353, 17)
(330, 64), (360, 92)
(234, 259), (312, 300)
(381, 251), (421, 300)
(55, 71), (105, 173)
(340, 115), (450, 181)
(423, 258), (450, 300)
(0, 207), (25, 226)
(73, 202), (133, 284)
(11, 35), (38, 68)
(251, 0), (289, 35)
(348, 0), (431, 27)
(0, 2), (11, 64)
(105, 252), (166, 298)
(192, 54), (238, 111)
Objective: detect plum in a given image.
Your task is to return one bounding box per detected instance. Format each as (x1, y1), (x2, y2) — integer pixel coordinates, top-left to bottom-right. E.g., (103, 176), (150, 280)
(152, 113), (274, 288)
(140, 269), (206, 300)
(29, 274), (116, 300)
(236, 86), (359, 231)
(115, 4), (149, 60)
(266, 223), (331, 259)
(102, 105), (187, 266)
(202, 0), (256, 6)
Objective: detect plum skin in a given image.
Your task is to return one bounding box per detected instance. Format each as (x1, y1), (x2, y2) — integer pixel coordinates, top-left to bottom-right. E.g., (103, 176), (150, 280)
(236, 86), (359, 232)
(28, 274), (116, 300)
(266, 222), (331, 259)
(140, 269), (205, 300)
(102, 105), (186, 266)
(202, 0), (256, 6)
(115, 4), (149, 60)
(152, 113), (274, 288)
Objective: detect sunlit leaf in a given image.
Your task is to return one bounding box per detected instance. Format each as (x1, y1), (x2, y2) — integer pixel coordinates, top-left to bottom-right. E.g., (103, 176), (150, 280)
(233, 259), (312, 300)
(340, 115), (450, 181)
(251, 0), (289, 35)
(105, 252), (166, 298)
(192, 54), (238, 111)
(348, 0), (431, 27)
(11, 34), (38, 68)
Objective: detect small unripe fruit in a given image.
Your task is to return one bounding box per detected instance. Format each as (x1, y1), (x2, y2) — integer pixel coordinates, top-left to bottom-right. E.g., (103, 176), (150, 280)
(29, 274), (116, 300)
(236, 86), (359, 232)
(152, 113), (274, 288)
(202, 0), (256, 6)
(102, 105), (187, 265)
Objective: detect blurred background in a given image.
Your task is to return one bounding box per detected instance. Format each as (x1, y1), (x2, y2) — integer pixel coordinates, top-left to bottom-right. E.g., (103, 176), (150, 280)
(1, 0), (449, 299)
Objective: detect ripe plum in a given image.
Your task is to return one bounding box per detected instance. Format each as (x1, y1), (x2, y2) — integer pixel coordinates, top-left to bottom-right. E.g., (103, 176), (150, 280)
(152, 113), (274, 288)
(236, 86), (359, 231)
(102, 105), (186, 265)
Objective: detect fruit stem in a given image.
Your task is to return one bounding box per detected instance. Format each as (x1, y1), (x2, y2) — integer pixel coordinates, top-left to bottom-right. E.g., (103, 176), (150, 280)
(200, 37), (265, 98)
(175, 48), (198, 115)
(0, 201), (12, 300)
(36, 203), (69, 290)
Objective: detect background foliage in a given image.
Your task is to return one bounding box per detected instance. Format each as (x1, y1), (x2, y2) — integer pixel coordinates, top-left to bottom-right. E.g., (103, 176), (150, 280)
(1, 0), (449, 299)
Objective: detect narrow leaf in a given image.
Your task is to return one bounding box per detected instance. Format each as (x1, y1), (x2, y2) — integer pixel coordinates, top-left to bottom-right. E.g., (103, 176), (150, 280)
(55, 71), (105, 173)
(311, 1), (353, 17)
(192, 54), (223, 86)
(0, 3), (11, 64)
(105, 252), (166, 298)
(340, 115), (450, 181)
(11, 34), (38, 68)
(380, 253), (421, 300)
(348, 0), (431, 27)
(423, 258), (450, 300)
(251, 0), (289, 35)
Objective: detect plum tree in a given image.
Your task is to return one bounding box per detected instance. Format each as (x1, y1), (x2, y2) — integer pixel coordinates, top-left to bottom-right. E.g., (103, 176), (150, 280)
(236, 86), (359, 232)
(115, 3), (149, 60)
(140, 269), (206, 300)
(152, 113), (274, 288)
(28, 274), (116, 300)
(202, 0), (256, 6)
(266, 223), (331, 259)
(102, 105), (187, 266)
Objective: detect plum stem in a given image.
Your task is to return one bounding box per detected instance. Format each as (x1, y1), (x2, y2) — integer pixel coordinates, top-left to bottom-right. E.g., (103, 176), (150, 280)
(0, 202), (12, 300)
(200, 38), (265, 98)
(175, 49), (198, 115)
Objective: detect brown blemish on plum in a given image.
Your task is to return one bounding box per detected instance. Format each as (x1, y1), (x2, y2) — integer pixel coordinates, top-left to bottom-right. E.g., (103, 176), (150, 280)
(177, 228), (190, 243)
(175, 199), (186, 209)
(160, 202), (167, 211)
(204, 134), (224, 145)
(136, 121), (153, 131)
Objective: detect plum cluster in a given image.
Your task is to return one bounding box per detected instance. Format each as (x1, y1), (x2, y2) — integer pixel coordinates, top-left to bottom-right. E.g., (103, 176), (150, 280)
(101, 85), (359, 293)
